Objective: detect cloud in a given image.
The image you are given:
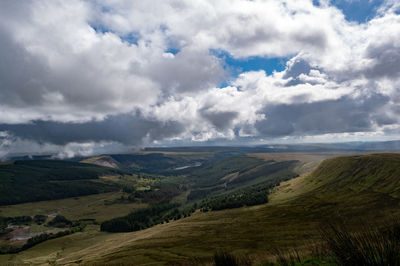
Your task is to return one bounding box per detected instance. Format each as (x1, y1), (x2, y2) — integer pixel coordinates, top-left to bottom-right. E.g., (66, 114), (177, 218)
(142, 48), (225, 93)
(364, 40), (400, 79)
(200, 108), (238, 131)
(255, 93), (390, 137)
(0, 0), (400, 158)
(0, 113), (184, 146)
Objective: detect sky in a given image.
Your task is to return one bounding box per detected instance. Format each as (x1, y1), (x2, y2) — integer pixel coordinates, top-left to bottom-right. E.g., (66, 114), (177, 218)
(0, 0), (400, 159)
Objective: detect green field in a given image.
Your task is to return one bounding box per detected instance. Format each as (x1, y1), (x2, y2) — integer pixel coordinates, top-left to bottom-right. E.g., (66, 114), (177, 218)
(2, 152), (400, 264)
(0, 192), (146, 223)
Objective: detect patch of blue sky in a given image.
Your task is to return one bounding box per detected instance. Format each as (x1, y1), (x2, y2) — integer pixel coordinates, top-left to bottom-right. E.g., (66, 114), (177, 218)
(312, 0), (321, 6)
(90, 23), (140, 45)
(211, 49), (288, 87)
(120, 32), (140, 45)
(90, 24), (110, 34)
(313, 0), (385, 23)
(165, 48), (180, 55)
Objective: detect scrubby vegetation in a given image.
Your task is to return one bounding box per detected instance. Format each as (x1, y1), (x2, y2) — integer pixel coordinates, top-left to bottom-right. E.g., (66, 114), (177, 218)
(321, 221), (400, 266)
(4, 215), (32, 225)
(127, 185), (183, 204)
(0, 160), (124, 205)
(47, 215), (73, 228)
(33, 214), (47, 225)
(0, 217), (8, 235)
(187, 187), (221, 201)
(213, 251), (251, 266)
(204, 220), (400, 266)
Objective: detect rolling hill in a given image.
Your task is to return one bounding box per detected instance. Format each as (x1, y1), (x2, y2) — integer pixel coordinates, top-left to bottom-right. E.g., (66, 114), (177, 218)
(2, 153), (400, 264)
(81, 152), (210, 174)
(271, 153), (400, 218)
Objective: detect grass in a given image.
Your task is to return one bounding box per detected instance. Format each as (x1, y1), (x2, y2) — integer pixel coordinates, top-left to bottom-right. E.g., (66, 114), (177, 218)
(0, 205), (323, 264)
(2, 153), (400, 265)
(200, 219), (400, 266)
(0, 192), (146, 222)
(321, 220), (400, 266)
(29, 224), (48, 234)
(213, 251), (251, 266)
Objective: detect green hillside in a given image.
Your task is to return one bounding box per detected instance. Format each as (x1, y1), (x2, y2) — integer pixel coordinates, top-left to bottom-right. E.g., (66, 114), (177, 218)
(0, 160), (124, 205)
(2, 153), (400, 265)
(310, 153), (400, 195)
(280, 153), (400, 219)
(62, 153), (400, 264)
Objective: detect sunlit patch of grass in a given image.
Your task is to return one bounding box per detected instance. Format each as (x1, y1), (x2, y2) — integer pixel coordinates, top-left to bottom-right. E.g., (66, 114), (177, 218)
(29, 224), (48, 234)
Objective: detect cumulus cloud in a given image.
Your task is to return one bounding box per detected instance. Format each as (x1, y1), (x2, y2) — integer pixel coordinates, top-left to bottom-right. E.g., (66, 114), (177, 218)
(0, 0), (400, 158)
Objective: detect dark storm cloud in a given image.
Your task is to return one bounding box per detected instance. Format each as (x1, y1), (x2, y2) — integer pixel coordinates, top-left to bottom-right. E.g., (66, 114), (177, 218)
(364, 41), (400, 79)
(0, 113), (185, 146)
(200, 108), (238, 130)
(0, 26), (49, 107)
(255, 93), (390, 137)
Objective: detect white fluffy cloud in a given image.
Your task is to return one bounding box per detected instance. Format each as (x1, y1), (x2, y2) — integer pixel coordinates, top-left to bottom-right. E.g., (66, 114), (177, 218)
(0, 0), (399, 158)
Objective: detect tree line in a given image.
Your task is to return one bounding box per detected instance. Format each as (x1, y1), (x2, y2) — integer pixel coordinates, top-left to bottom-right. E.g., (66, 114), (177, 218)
(100, 203), (196, 233)
(199, 184), (270, 211)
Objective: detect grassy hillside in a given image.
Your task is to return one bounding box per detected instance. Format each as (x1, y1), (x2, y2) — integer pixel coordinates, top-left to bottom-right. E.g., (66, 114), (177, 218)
(269, 153), (400, 217)
(310, 153), (400, 195)
(3, 153), (400, 265)
(0, 160), (124, 205)
(55, 154), (400, 263)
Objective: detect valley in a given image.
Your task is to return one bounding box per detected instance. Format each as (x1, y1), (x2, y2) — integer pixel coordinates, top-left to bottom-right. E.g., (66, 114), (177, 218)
(0, 149), (399, 265)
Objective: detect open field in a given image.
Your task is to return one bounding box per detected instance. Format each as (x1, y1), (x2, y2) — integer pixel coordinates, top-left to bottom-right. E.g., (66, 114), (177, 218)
(0, 192), (146, 223)
(0, 205), (325, 265)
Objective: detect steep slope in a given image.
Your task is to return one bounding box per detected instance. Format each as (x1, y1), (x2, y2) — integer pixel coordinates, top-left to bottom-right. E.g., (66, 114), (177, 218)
(279, 153), (400, 218)
(2, 153), (400, 265)
(310, 153), (400, 195)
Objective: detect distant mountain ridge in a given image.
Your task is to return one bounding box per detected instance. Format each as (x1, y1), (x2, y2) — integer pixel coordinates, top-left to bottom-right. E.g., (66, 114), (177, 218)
(5, 140), (400, 163)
